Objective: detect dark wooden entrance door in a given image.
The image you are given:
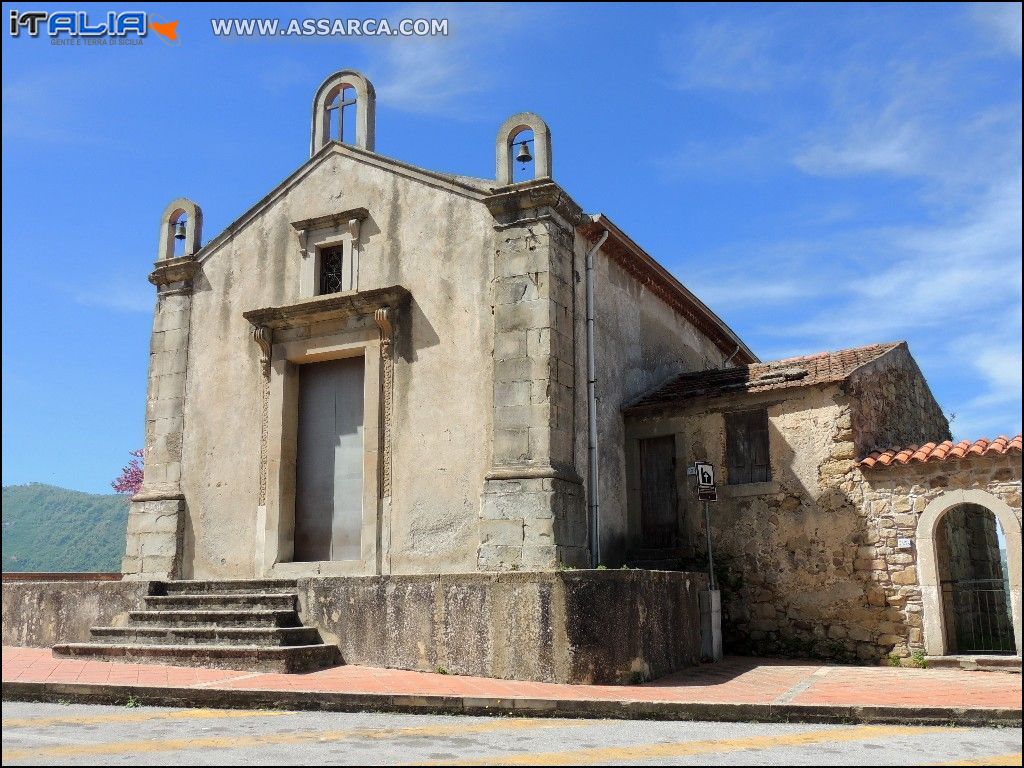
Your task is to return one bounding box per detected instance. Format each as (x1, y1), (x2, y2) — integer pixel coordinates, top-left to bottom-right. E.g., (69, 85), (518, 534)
(639, 435), (678, 548)
(294, 357), (365, 562)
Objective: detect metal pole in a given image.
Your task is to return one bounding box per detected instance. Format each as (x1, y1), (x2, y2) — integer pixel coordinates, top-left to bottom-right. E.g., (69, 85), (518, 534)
(585, 228), (609, 567)
(704, 500), (716, 591)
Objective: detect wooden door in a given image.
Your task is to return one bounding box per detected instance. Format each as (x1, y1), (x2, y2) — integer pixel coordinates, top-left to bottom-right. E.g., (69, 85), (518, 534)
(639, 435), (678, 548)
(294, 357), (365, 562)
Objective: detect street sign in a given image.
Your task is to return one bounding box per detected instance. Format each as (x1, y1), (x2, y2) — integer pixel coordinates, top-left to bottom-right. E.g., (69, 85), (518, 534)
(698, 487), (718, 502)
(694, 462), (715, 489)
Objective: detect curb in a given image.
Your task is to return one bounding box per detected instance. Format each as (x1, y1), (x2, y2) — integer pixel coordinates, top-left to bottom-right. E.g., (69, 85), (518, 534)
(3, 681), (1020, 728)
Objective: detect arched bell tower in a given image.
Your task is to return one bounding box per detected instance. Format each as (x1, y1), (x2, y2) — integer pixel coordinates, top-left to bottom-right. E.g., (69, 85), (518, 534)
(495, 112), (552, 185)
(310, 69), (376, 156)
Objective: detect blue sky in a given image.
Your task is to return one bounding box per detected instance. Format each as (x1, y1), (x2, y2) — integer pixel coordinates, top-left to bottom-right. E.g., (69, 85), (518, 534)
(2, 2), (1021, 493)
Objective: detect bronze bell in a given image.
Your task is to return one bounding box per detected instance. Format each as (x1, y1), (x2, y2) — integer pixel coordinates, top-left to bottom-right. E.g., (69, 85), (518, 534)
(515, 141), (533, 164)
(174, 220), (187, 240)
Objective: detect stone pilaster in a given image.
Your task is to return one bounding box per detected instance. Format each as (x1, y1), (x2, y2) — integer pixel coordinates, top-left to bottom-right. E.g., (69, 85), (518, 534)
(122, 256), (199, 580)
(479, 182), (589, 570)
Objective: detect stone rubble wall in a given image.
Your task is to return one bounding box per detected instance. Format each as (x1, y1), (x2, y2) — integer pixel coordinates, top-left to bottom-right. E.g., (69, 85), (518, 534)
(844, 343), (951, 457)
(850, 455), (1020, 660)
(628, 354), (1019, 663)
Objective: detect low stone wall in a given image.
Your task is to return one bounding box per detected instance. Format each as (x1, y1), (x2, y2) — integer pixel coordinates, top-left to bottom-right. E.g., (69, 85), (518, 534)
(2, 579), (148, 647)
(298, 570), (707, 684)
(3, 570), (706, 684)
(303, 569), (705, 683)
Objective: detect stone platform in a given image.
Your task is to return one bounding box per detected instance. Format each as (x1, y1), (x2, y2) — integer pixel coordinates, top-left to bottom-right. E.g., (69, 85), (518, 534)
(3, 570), (708, 684)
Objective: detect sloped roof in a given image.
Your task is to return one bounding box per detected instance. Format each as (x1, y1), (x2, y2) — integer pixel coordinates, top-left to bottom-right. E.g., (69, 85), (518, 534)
(581, 215), (757, 366)
(627, 341), (903, 413)
(860, 435), (1022, 469)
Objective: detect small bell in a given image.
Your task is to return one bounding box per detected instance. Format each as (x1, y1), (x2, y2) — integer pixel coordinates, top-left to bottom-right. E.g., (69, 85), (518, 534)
(174, 220), (187, 241)
(515, 141), (533, 164)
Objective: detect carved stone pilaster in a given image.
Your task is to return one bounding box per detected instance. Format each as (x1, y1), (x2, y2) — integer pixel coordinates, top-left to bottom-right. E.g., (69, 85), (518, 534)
(250, 326), (273, 507)
(374, 307), (395, 499)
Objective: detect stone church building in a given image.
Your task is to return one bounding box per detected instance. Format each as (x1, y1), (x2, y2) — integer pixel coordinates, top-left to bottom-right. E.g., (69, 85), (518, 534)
(122, 69), (756, 582)
(15, 69), (1015, 678)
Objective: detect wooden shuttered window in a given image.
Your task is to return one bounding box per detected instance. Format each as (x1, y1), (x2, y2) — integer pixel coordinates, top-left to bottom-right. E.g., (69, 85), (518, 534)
(725, 409), (771, 485)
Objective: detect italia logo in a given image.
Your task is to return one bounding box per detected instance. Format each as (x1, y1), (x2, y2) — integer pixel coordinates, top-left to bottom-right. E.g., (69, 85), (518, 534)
(8, 10), (179, 42)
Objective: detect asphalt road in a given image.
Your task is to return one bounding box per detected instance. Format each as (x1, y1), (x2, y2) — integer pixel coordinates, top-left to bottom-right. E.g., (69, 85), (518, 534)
(1, 702), (1021, 765)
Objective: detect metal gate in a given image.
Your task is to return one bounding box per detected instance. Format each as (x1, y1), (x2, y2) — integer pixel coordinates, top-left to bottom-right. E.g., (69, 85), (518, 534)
(944, 578), (1016, 654)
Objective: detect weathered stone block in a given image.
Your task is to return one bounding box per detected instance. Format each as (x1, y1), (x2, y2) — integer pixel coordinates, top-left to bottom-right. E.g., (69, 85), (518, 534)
(492, 429), (529, 463)
(891, 567), (917, 585)
(480, 519), (525, 546)
(520, 545), (558, 569)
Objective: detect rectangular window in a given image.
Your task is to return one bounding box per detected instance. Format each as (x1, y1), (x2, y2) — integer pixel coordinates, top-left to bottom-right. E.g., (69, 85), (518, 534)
(319, 246), (346, 295)
(725, 409), (770, 485)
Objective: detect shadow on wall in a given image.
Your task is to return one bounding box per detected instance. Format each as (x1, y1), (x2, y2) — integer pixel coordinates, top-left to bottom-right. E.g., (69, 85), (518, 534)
(399, 297), (440, 363)
(711, 411), (879, 662)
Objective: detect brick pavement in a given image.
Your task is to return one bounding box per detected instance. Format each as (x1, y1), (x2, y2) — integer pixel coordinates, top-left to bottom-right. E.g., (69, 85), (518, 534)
(3, 646), (1020, 712)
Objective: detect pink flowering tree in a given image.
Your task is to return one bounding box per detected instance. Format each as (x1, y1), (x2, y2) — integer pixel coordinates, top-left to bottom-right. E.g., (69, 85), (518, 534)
(112, 449), (144, 497)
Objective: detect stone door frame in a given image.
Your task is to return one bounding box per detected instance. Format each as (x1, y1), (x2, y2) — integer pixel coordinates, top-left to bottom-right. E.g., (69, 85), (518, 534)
(916, 489), (1022, 656)
(260, 326), (383, 578)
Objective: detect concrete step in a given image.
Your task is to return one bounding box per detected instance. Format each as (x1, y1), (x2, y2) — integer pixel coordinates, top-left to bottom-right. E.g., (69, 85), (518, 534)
(626, 547), (692, 561)
(158, 579), (300, 595)
(128, 609), (300, 628)
(144, 593), (297, 611)
(926, 655), (1022, 673)
(52, 642), (342, 674)
(90, 626), (321, 647)
(626, 559), (686, 571)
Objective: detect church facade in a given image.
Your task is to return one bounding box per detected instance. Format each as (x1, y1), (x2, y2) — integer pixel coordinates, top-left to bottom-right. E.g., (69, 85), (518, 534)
(123, 69), (753, 582)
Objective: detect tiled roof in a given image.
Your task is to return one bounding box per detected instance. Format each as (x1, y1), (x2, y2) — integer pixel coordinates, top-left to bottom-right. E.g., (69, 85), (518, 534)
(627, 342), (903, 412)
(860, 435), (1022, 469)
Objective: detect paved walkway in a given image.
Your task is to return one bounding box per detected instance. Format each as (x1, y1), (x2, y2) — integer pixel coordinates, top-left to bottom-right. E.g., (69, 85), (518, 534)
(3, 647), (1020, 725)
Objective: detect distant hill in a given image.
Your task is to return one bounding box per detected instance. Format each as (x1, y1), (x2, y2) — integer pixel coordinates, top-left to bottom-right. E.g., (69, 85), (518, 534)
(2, 483), (127, 572)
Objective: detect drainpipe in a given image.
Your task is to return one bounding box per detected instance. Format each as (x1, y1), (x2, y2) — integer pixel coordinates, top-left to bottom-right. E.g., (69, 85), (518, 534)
(721, 345), (742, 369)
(585, 227), (609, 568)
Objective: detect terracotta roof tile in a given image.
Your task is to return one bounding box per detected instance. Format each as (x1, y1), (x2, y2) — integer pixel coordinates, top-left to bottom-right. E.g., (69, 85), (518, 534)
(627, 342), (903, 412)
(860, 435), (1023, 469)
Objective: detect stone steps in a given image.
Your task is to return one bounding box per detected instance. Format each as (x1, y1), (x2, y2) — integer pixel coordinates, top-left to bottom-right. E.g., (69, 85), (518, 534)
(52, 579), (341, 674)
(89, 626), (321, 647)
(144, 593), (297, 611)
(159, 579), (300, 595)
(926, 655), (1022, 673)
(50, 642), (340, 674)
(127, 609), (300, 628)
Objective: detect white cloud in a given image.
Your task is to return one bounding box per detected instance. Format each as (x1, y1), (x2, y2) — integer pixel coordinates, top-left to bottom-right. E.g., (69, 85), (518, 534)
(659, 9), (1022, 438)
(794, 123), (924, 177)
(371, 3), (557, 115)
(971, 2), (1023, 58)
(664, 19), (791, 92)
(74, 282), (153, 314)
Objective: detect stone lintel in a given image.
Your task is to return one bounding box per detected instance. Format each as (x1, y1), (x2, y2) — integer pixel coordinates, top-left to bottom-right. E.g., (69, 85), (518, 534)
(243, 285), (411, 332)
(291, 207), (370, 234)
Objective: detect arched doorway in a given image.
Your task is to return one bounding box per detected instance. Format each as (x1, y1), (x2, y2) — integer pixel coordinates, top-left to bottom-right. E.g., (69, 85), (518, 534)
(918, 490), (1022, 657)
(936, 504), (1015, 653)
